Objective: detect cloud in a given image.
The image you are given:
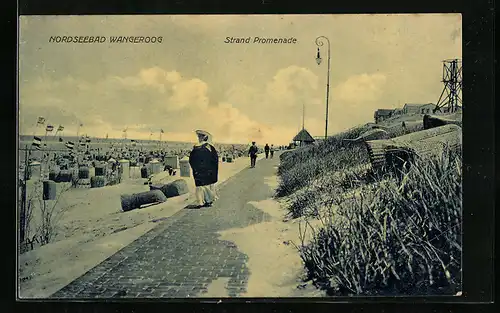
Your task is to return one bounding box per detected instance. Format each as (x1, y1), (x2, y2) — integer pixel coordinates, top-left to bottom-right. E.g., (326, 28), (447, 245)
(266, 65), (319, 106)
(333, 73), (387, 103)
(19, 14), (462, 145)
(169, 78), (209, 112)
(19, 66), (308, 145)
(223, 66), (322, 129)
(17, 66), (401, 145)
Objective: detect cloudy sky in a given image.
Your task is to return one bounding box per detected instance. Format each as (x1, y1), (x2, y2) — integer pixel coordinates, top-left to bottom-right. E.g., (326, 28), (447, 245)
(19, 14), (461, 145)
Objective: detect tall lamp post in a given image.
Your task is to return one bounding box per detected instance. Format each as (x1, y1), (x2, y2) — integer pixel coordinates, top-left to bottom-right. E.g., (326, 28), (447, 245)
(315, 36), (331, 140)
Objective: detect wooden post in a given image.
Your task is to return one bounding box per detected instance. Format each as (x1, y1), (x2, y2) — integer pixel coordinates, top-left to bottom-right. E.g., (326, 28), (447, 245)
(20, 148), (29, 245)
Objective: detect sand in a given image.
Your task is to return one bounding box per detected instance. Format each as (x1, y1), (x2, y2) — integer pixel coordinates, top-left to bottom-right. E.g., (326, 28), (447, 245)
(18, 154), (264, 298)
(217, 166), (325, 297)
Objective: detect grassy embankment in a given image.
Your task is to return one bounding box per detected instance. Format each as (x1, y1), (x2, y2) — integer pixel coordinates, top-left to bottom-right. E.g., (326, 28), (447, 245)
(275, 122), (462, 296)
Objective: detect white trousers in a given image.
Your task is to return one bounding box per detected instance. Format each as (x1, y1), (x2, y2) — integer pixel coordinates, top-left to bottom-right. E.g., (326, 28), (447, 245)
(195, 183), (218, 205)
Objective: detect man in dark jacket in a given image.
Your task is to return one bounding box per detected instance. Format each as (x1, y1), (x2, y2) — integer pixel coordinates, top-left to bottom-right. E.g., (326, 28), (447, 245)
(248, 142), (258, 168)
(264, 144), (270, 159)
(189, 130), (219, 207)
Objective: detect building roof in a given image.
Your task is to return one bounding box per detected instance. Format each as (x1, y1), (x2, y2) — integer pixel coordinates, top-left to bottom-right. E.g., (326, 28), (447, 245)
(403, 103), (435, 110)
(293, 129), (315, 142)
(374, 109), (395, 117)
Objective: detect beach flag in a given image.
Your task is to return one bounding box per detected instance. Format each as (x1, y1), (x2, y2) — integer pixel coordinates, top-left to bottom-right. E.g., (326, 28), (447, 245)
(80, 123), (84, 127)
(57, 125), (64, 132)
(131, 139), (137, 146)
(45, 124), (54, 132)
(32, 136), (42, 150)
(37, 117), (46, 125)
(65, 141), (75, 150)
(160, 129), (164, 133)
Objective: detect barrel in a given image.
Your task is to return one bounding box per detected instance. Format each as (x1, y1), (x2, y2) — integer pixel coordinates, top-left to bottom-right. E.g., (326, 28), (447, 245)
(149, 179), (189, 198)
(226, 156), (233, 163)
(120, 189), (167, 212)
(49, 171), (59, 181)
(78, 166), (90, 179)
(56, 170), (73, 183)
(90, 176), (106, 188)
(179, 157), (191, 177)
(43, 180), (57, 200)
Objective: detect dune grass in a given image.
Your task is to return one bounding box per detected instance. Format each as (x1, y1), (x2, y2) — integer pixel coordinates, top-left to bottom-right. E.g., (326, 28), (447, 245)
(276, 124), (462, 296)
(276, 127), (370, 198)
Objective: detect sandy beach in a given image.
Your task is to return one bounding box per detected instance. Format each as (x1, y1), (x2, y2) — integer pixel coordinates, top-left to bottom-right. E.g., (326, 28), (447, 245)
(18, 154), (265, 298)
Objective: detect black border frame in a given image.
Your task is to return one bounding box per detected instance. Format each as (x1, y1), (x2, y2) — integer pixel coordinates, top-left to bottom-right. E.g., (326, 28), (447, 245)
(6, 0), (495, 312)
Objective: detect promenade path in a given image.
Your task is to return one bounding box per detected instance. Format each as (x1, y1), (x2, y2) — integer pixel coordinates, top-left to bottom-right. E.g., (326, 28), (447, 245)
(51, 154), (280, 298)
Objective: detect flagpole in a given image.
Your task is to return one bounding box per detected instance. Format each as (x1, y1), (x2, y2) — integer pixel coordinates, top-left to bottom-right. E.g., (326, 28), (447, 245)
(32, 118), (40, 138)
(76, 123), (81, 140)
(76, 125), (81, 158)
(159, 131), (162, 150)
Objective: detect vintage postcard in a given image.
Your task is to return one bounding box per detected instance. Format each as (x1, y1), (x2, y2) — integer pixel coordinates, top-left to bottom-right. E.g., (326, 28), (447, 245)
(17, 14), (462, 299)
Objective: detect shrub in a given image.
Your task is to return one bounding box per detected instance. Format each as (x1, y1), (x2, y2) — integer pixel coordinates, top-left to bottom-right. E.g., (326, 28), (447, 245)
(20, 181), (72, 253)
(277, 126), (369, 177)
(286, 188), (321, 219)
(276, 129), (370, 199)
(298, 147), (462, 296)
(276, 157), (324, 198)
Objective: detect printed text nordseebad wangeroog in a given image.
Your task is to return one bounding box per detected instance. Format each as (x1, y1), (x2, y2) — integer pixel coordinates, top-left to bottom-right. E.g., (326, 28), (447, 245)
(48, 36), (163, 44)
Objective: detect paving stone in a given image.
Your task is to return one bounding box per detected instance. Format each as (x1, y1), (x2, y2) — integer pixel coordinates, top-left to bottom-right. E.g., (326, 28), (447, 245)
(50, 158), (276, 298)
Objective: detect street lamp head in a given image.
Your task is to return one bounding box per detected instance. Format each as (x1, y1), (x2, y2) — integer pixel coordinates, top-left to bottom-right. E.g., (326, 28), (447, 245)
(316, 48), (322, 65)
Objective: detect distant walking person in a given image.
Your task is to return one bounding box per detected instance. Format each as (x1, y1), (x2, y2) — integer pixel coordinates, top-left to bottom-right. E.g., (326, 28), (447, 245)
(270, 144), (275, 158)
(264, 144), (270, 159)
(248, 142), (258, 168)
(189, 130), (219, 208)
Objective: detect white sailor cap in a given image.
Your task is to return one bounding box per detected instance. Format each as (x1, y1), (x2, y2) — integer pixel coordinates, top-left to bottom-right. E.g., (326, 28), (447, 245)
(195, 130), (212, 138)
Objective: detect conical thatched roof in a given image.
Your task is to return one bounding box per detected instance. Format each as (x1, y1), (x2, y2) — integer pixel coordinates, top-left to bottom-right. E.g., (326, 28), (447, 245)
(293, 129), (315, 142)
